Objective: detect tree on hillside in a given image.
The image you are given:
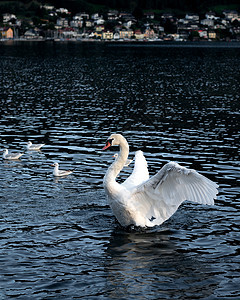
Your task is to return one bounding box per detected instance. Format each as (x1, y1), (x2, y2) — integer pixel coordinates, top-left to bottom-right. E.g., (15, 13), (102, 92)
(133, 6), (143, 20)
(163, 18), (176, 34)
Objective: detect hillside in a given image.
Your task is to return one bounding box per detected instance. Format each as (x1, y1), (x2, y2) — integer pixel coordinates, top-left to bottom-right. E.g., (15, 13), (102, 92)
(0, 0), (240, 17)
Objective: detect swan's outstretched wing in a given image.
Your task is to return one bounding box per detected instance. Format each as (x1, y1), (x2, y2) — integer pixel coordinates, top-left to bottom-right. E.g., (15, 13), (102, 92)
(130, 162), (218, 227)
(122, 150), (149, 190)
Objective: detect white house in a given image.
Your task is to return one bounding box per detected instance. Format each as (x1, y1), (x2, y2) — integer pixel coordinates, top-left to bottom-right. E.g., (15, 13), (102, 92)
(70, 20), (83, 28)
(95, 18), (105, 25)
(185, 13), (199, 22)
(223, 10), (239, 21)
(91, 13), (101, 20)
(205, 12), (218, 20)
(201, 19), (214, 27)
(56, 18), (69, 27)
(123, 20), (134, 28)
(56, 8), (69, 14)
(76, 12), (89, 19)
(108, 10), (119, 20)
(3, 13), (16, 23)
(198, 30), (208, 38)
(113, 32), (120, 39)
(24, 29), (41, 39)
(41, 5), (54, 10)
(61, 29), (77, 39)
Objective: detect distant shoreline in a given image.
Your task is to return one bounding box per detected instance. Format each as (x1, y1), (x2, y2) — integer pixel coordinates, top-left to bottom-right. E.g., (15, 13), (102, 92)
(1, 38), (240, 48)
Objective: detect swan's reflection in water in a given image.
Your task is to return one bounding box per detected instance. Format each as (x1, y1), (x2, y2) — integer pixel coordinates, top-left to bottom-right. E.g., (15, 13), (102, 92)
(105, 227), (217, 299)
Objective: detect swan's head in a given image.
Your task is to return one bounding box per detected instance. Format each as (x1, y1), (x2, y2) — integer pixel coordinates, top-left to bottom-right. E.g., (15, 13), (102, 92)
(102, 134), (125, 150)
(27, 141), (32, 146)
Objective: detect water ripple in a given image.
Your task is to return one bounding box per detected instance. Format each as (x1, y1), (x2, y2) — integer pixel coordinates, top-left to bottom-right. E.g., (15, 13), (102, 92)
(0, 42), (239, 299)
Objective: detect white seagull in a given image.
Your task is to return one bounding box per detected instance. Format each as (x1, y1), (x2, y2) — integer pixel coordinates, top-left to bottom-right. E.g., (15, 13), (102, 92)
(102, 133), (218, 228)
(113, 153), (133, 167)
(2, 149), (25, 160)
(27, 141), (45, 151)
(52, 162), (73, 177)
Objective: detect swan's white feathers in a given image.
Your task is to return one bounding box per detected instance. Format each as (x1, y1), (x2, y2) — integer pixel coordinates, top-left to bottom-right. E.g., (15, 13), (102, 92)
(129, 161), (218, 226)
(113, 153), (133, 167)
(103, 134), (218, 228)
(122, 150), (149, 190)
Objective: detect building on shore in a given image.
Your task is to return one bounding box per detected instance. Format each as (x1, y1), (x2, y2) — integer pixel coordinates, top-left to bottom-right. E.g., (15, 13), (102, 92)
(0, 28), (13, 39)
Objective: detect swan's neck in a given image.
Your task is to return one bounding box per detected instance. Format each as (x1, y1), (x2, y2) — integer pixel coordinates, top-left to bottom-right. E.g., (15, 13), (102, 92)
(104, 138), (129, 195)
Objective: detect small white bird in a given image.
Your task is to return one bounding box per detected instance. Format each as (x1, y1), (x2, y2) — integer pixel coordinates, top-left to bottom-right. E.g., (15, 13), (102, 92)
(27, 141), (45, 151)
(52, 162), (73, 177)
(113, 153), (133, 167)
(2, 149), (24, 160)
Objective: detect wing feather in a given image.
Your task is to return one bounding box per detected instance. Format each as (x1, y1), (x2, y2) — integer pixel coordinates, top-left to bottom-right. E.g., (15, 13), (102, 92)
(122, 150), (149, 190)
(130, 162), (218, 226)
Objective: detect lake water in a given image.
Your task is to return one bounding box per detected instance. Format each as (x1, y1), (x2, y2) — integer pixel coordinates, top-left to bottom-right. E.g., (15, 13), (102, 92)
(0, 41), (239, 299)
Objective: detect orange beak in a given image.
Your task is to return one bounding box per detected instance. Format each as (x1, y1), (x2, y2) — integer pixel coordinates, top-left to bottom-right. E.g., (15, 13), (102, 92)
(102, 140), (111, 150)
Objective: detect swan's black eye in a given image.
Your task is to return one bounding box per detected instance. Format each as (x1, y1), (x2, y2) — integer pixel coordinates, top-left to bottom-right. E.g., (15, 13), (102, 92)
(108, 138), (114, 145)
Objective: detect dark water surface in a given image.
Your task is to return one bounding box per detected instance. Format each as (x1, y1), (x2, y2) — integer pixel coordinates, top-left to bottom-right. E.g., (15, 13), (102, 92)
(0, 41), (239, 299)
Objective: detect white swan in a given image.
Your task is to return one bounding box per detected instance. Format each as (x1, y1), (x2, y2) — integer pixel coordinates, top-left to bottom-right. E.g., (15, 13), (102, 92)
(102, 134), (218, 228)
(52, 162), (73, 177)
(2, 149), (25, 160)
(27, 141), (45, 150)
(113, 153), (133, 167)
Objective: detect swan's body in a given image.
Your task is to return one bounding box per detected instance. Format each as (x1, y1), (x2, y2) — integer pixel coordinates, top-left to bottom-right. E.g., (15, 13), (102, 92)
(52, 162), (73, 177)
(27, 141), (45, 150)
(113, 153), (133, 167)
(2, 149), (24, 160)
(103, 134), (218, 228)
